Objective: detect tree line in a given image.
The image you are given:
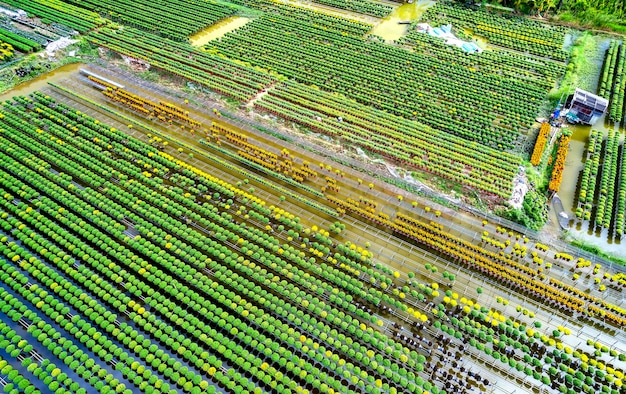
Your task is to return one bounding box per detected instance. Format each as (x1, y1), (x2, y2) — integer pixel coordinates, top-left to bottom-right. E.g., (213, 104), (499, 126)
(457, 0), (626, 32)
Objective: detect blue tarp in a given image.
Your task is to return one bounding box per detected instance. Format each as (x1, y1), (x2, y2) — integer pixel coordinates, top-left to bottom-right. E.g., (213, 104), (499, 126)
(461, 42), (480, 53)
(431, 28), (443, 36)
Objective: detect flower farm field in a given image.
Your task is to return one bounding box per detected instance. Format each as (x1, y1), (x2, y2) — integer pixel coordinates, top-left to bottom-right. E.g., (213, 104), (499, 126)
(0, 63), (623, 394)
(208, 0), (562, 153)
(0, 0), (103, 33)
(0, 1), (625, 394)
(311, 0), (394, 18)
(54, 0), (240, 42)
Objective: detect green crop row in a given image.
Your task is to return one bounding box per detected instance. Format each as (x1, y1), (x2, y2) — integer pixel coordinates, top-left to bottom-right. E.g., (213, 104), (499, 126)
(62, 0), (237, 41)
(1, 0), (103, 32)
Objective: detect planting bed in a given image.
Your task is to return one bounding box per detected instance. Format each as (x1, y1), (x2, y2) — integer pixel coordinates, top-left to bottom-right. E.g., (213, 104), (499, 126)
(598, 40), (626, 122)
(312, 0), (393, 17)
(548, 132), (571, 193)
(575, 129), (626, 237)
(86, 27), (277, 102)
(530, 122), (551, 166)
(0, 41), (12, 63)
(0, 28), (41, 53)
(60, 0), (238, 41)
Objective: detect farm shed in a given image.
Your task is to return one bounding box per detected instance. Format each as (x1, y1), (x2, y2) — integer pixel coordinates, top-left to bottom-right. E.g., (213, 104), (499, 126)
(565, 88), (608, 125)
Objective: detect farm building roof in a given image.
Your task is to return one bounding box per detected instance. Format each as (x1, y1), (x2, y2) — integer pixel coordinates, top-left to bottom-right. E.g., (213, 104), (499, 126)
(571, 88), (608, 113)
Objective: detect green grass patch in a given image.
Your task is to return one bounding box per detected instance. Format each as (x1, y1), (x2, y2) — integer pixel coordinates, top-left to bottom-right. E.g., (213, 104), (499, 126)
(548, 32), (596, 105)
(556, 9), (626, 34)
(569, 238), (626, 266)
(497, 189), (548, 231)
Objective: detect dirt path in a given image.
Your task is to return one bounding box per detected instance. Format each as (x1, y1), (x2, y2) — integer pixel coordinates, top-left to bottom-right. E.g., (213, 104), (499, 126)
(245, 82), (278, 108)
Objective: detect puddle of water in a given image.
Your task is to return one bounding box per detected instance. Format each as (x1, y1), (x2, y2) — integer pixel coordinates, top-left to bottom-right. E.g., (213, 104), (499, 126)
(0, 63), (84, 102)
(189, 16), (253, 46)
(369, 0), (434, 42)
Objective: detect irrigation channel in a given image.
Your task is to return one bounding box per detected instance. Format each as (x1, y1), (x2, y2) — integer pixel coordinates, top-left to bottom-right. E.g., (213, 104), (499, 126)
(0, 63), (84, 102)
(18, 64), (621, 392)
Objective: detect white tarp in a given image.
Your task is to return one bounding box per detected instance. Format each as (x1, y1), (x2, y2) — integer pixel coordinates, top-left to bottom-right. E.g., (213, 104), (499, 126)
(44, 37), (78, 57)
(0, 7), (27, 18)
(416, 23), (483, 54)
